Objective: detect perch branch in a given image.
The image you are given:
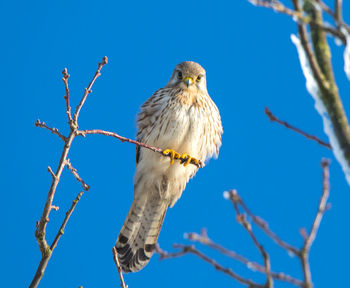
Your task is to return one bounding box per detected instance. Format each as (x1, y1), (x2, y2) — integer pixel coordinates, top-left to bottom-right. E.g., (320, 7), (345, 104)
(77, 129), (203, 168)
(265, 107), (331, 149)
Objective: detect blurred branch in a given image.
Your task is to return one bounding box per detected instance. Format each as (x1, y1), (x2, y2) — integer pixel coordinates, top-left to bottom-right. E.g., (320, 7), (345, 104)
(299, 159), (330, 288)
(186, 230), (303, 287)
(112, 247), (128, 288)
(265, 107), (331, 149)
(158, 159), (330, 288)
(248, 0), (347, 43)
(156, 244), (265, 288)
(248, 0), (350, 176)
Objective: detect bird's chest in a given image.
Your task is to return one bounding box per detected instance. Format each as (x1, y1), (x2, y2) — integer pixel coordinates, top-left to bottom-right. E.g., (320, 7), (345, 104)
(155, 101), (203, 155)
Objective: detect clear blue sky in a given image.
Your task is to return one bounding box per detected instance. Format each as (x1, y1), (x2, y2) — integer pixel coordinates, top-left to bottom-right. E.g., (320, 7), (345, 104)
(1, 1), (350, 287)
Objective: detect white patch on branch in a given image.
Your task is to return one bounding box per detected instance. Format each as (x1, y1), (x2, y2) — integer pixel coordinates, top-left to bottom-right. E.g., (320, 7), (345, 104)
(343, 31), (350, 80)
(291, 34), (350, 184)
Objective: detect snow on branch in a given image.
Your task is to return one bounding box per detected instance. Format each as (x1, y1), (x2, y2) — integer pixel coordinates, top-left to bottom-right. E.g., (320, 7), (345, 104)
(291, 33), (350, 184)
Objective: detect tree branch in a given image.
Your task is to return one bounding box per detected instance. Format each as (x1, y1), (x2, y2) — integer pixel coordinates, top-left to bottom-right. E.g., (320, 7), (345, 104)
(186, 230), (303, 286)
(156, 244), (264, 288)
(299, 159), (330, 288)
(112, 247), (128, 288)
(65, 159), (90, 191)
(35, 120), (66, 142)
(265, 107), (331, 149)
(30, 57), (108, 288)
(77, 129), (203, 168)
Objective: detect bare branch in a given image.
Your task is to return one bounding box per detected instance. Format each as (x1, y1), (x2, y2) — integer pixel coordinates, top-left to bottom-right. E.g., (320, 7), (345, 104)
(50, 191), (84, 251)
(112, 247), (128, 288)
(35, 119), (66, 142)
(62, 68), (73, 124)
(31, 57), (108, 288)
(265, 107), (331, 149)
(229, 194), (273, 287)
(225, 189), (299, 256)
(72, 56), (108, 125)
(156, 244), (264, 288)
(186, 230), (303, 286)
(249, 0), (347, 43)
(65, 159), (90, 191)
(299, 159), (330, 288)
(78, 129), (203, 168)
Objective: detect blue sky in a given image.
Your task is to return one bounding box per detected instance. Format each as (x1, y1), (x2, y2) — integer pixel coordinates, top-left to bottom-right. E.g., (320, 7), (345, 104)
(1, 1), (350, 287)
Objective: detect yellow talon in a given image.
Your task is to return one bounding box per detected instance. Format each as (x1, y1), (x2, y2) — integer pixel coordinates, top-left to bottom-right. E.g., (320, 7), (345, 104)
(162, 149), (180, 165)
(180, 153), (199, 167)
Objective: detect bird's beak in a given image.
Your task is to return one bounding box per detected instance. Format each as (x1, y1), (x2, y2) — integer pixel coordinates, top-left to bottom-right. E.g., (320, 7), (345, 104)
(183, 77), (193, 87)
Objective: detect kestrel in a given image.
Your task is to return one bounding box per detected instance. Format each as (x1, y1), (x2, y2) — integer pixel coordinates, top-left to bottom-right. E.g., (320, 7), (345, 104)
(115, 61), (223, 272)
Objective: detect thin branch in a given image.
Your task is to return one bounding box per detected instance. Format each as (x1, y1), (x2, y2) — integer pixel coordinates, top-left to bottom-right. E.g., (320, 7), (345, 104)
(156, 244), (264, 288)
(230, 195), (273, 287)
(73, 56), (108, 125)
(299, 159), (330, 288)
(50, 191), (84, 251)
(112, 247), (128, 288)
(334, 0), (342, 24)
(186, 230), (303, 287)
(65, 159), (90, 191)
(31, 57), (108, 288)
(35, 120), (66, 142)
(78, 129), (203, 168)
(265, 107), (331, 149)
(225, 189), (300, 256)
(249, 0), (347, 43)
(62, 68), (73, 124)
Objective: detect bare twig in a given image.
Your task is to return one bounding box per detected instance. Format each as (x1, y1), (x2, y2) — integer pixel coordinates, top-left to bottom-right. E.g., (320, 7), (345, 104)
(265, 107), (331, 149)
(35, 120), (66, 142)
(249, 0), (347, 43)
(50, 191), (84, 251)
(62, 68), (73, 124)
(78, 129), (203, 168)
(229, 194), (273, 287)
(65, 159), (90, 191)
(299, 159), (330, 288)
(225, 189), (299, 256)
(30, 57), (108, 288)
(73, 56), (108, 125)
(112, 247), (128, 288)
(186, 230), (303, 286)
(156, 244), (264, 288)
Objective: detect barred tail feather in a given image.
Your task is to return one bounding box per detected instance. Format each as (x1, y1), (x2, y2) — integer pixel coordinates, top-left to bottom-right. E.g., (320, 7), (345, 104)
(115, 192), (168, 273)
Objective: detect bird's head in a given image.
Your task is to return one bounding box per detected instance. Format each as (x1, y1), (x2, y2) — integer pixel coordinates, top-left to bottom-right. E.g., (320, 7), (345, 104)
(166, 61), (207, 93)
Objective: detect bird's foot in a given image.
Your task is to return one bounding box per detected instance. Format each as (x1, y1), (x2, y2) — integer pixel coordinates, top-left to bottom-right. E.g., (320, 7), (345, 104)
(162, 149), (181, 165)
(179, 153), (199, 167)
(162, 149), (200, 167)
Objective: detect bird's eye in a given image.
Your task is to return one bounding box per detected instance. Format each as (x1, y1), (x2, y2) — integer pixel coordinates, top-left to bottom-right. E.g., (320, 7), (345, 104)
(196, 75), (202, 82)
(177, 71), (183, 79)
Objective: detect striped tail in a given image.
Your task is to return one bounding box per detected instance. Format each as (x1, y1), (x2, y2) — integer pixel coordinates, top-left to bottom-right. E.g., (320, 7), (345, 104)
(115, 192), (168, 273)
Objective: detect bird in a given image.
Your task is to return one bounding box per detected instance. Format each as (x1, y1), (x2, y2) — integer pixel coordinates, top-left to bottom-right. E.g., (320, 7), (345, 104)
(115, 61), (223, 273)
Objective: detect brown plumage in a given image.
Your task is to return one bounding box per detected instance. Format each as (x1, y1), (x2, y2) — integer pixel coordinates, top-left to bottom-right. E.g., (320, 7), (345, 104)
(115, 61), (223, 272)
